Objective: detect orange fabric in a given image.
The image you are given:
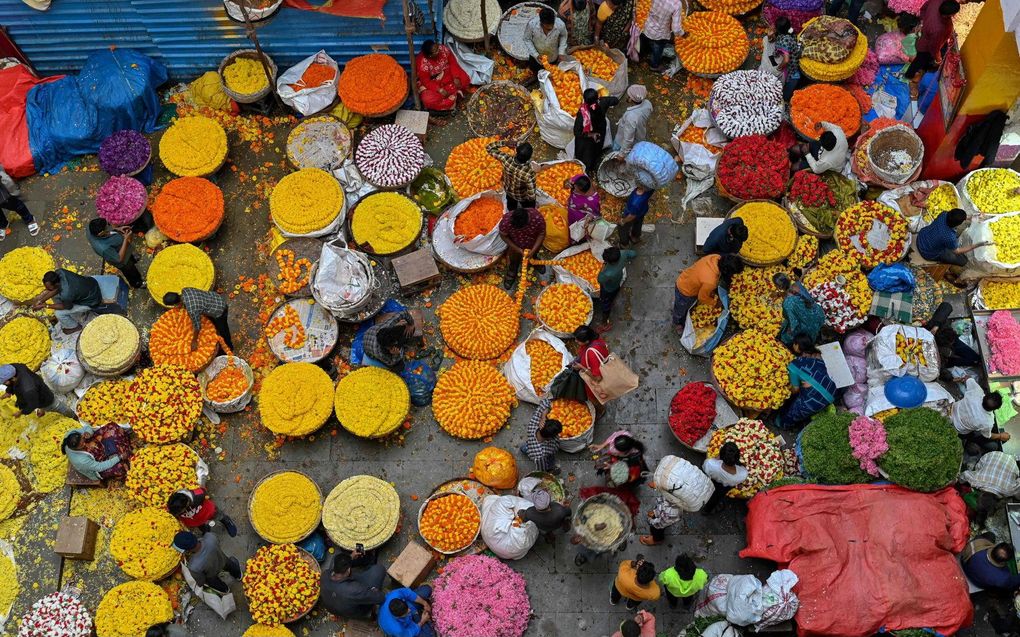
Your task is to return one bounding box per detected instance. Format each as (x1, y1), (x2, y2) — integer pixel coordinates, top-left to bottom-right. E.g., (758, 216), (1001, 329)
(284, 0), (386, 20)
(676, 255), (720, 305)
(615, 562), (661, 602)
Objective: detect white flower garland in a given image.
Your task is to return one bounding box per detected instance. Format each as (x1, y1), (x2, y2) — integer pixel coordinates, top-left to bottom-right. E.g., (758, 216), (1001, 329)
(710, 70), (785, 138)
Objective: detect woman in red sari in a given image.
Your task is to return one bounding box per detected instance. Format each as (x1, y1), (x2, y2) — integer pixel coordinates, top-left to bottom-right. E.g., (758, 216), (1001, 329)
(415, 40), (471, 112)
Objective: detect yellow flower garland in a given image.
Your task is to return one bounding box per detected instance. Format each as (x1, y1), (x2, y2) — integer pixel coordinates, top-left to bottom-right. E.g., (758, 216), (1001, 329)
(333, 367), (410, 438)
(242, 543), (320, 625)
(728, 265), (792, 336)
(0, 464), (19, 521)
(0, 316), (50, 370)
(351, 192), (423, 254)
(731, 202), (797, 265)
(322, 475), (401, 549)
(79, 315), (139, 372)
(270, 168), (344, 235)
(0, 246), (54, 302)
(125, 444), (201, 508)
(109, 507), (182, 580)
(28, 412), (73, 493)
(433, 360), (517, 439)
(159, 115), (229, 177)
(95, 581), (173, 637)
(711, 330), (793, 410)
(799, 18), (868, 82)
(244, 626), (296, 637)
(148, 243), (216, 307)
(438, 285), (520, 360)
(258, 362), (334, 436)
(250, 471), (322, 543)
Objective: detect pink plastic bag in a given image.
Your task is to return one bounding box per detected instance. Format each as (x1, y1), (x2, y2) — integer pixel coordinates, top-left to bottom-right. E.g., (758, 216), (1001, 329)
(876, 33), (909, 65)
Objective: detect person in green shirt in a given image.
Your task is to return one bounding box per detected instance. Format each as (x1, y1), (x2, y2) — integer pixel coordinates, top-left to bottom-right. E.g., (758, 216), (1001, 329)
(87, 219), (144, 288)
(596, 246), (636, 329)
(658, 554), (707, 609)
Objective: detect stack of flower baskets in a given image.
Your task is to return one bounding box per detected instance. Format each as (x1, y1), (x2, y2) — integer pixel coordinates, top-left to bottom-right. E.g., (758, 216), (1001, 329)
(716, 135), (790, 202)
(418, 491), (482, 554)
(834, 201), (909, 268)
(249, 471), (322, 544)
(322, 475), (401, 550)
(125, 443), (202, 508)
(798, 16), (868, 82)
(706, 418), (786, 498)
(242, 544), (321, 625)
(333, 367), (410, 438)
(78, 315), (141, 376)
(711, 330), (793, 411)
(149, 307), (220, 372)
(109, 507), (182, 580)
(270, 168), (345, 237)
(536, 283), (593, 337)
(674, 12), (749, 77)
(438, 284), (520, 360)
(727, 200), (797, 265)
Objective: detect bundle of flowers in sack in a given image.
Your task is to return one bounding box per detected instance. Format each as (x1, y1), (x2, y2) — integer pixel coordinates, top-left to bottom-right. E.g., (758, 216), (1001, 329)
(124, 365), (203, 443)
(243, 543), (320, 625)
(95, 582), (173, 637)
(433, 360), (517, 439)
(922, 183), (959, 222)
(707, 419), (785, 497)
(895, 332), (929, 366)
(147, 243), (215, 306)
(536, 162), (584, 206)
(691, 302), (723, 328)
(79, 315), (140, 374)
(800, 410), (873, 483)
(674, 12), (749, 75)
(355, 124), (426, 188)
(717, 135), (790, 200)
(258, 362), (334, 436)
(541, 56), (582, 113)
(151, 177), (224, 242)
(273, 249), (312, 294)
(270, 168), (344, 235)
(333, 367), (410, 438)
(287, 60), (336, 91)
(96, 176), (147, 225)
(337, 53), (408, 116)
(149, 307), (221, 372)
(322, 475), (400, 549)
(250, 471), (322, 543)
(77, 380), (130, 426)
(223, 56), (270, 94)
(526, 339), (563, 390)
(537, 283), (592, 333)
(728, 265), (792, 335)
(834, 201), (908, 267)
(668, 381), (717, 446)
(109, 506), (182, 580)
(206, 359), (250, 403)
(351, 192), (422, 254)
(550, 398), (592, 437)
(790, 84), (861, 140)
(17, 591), (92, 637)
(711, 330), (793, 410)
(980, 280), (1020, 310)
(438, 284), (520, 360)
(788, 235), (819, 269)
(432, 554), (531, 637)
(159, 115), (228, 177)
(849, 415), (888, 477)
(572, 48), (619, 82)
(420, 493), (481, 553)
(990, 214), (1020, 264)
(558, 250), (603, 291)
(447, 137), (504, 198)
(988, 310), (1020, 375)
(0, 316), (49, 370)
(788, 170), (857, 235)
(710, 71), (784, 138)
(730, 201), (797, 264)
(455, 197), (505, 238)
(0, 246), (54, 302)
(878, 407), (962, 492)
(99, 130), (150, 176)
(964, 168), (1020, 214)
(125, 443), (201, 507)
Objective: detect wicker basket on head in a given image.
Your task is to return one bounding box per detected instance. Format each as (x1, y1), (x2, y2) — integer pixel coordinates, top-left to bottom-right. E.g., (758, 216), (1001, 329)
(219, 49), (277, 103)
(867, 125), (924, 186)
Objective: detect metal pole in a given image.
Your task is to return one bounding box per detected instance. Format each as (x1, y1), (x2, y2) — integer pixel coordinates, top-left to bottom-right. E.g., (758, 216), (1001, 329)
(237, 0), (284, 108)
(480, 0), (490, 52)
(404, 0), (423, 109)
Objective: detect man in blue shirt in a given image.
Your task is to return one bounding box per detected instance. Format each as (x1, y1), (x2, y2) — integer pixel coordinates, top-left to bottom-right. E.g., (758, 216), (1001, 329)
(702, 217), (748, 256)
(962, 537), (1020, 591)
(619, 186), (654, 247)
(378, 585), (434, 637)
(915, 208), (986, 266)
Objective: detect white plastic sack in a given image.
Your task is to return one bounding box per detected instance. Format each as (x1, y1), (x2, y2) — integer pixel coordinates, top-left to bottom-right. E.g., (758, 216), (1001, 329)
(312, 239), (374, 313)
(334, 158), (375, 206)
(480, 494), (539, 560)
(864, 381), (953, 416)
(182, 564), (237, 620)
(653, 455), (714, 512)
(41, 347), (84, 394)
(276, 50), (339, 116)
(504, 329), (572, 404)
(597, 152), (637, 198)
(877, 179), (960, 233)
(970, 209), (1020, 274)
(447, 190), (508, 256)
(445, 35), (494, 85)
(672, 109), (727, 168)
(551, 242), (625, 295)
(959, 168), (1020, 216)
(681, 288), (729, 357)
(626, 141), (679, 189)
(697, 574), (733, 618)
(867, 324), (940, 383)
(755, 570), (799, 631)
(725, 575), (764, 627)
(537, 60), (589, 149)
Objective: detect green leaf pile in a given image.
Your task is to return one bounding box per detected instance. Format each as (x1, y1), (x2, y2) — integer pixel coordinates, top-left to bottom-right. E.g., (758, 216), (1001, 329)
(878, 407), (962, 492)
(801, 410), (873, 484)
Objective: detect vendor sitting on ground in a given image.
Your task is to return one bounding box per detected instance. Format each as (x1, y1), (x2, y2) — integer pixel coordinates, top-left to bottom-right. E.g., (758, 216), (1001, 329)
(916, 208), (988, 267)
(363, 309), (419, 369)
(61, 423), (133, 481)
(775, 272), (825, 346)
(321, 549), (387, 619)
(926, 301), (982, 374)
(702, 217), (748, 256)
(0, 364), (54, 416)
(498, 206), (546, 290)
(962, 534), (1020, 591)
(672, 254), (744, 332)
(415, 40), (471, 112)
(523, 8), (569, 73)
(803, 123), (848, 174)
(31, 269), (104, 333)
(961, 451), (1020, 500)
(379, 585), (435, 637)
(952, 378), (1008, 452)
(777, 335), (837, 430)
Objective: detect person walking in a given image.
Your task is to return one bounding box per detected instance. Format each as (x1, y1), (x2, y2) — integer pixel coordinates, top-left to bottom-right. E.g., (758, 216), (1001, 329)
(163, 287), (233, 350)
(0, 164), (39, 241)
(618, 185), (653, 246)
(596, 246), (637, 328)
(498, 206), (546, 290)
(87, 218), (144, 289)
(642, 0), (686, 70)
(610, 555), (661, 609)
(657, 554), (707, 608)
(172, 531), (242, 594)
(615, 85), (653, 155)
(559, 0), (596, 46)
(573, 88), (619, 175)
(486, 140), (538, 210)
(167, 487), (238, 536)
(701, 442), (748, 514)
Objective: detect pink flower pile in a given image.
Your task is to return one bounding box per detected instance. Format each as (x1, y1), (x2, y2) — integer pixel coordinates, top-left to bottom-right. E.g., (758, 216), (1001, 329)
(987, 310), (1020, 375)
(849, 416), (888, 476)
(432, 554), (531, 637)
(887, 0), (926, 14)
(95, 176), (147, 225)
(18, 591), (93, 637)
(850, 50), (878, 86)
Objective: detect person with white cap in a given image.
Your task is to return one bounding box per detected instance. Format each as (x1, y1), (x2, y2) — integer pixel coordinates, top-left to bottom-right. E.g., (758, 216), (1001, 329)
(172, 531), (241, 594)
(0, 363), (53, 416)
(518, 488), (572, 540)
(614, 86), (653, 156)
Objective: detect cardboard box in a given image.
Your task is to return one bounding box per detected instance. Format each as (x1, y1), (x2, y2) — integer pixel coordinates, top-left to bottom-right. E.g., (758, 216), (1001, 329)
(387, 540), (436, 588)
(392, 249), (441, 291)
(394, 109), (429, 141)
(54, 516), (99, 560)
(695, 217), (724, 254)
(343, 619), (385, 637)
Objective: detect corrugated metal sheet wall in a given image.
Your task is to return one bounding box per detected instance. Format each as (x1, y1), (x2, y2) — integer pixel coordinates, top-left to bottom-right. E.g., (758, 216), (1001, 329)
(2, 0), (442, 82)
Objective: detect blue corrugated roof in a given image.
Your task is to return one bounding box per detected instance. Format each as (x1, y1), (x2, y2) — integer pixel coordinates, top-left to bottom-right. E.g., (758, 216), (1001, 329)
(2, 0), (441, 81)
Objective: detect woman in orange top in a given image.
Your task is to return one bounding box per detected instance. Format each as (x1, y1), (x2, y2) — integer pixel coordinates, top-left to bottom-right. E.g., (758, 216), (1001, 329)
(672, 253), (744, 330)
(611, 556), (661, 610)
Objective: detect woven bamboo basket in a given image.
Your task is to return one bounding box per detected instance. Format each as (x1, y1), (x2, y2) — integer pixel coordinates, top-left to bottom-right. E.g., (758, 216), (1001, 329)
(219, 49), (277, 104)
(572, 493), (631, 553)
(466, 81), (536, 142)
(867, 125), (924, 186)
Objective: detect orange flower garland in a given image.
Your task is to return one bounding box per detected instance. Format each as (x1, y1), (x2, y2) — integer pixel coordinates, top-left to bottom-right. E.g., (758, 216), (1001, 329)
(266, 305), (306, 349)
(446, 137), (504, 198)
(536, 162), (584, 206)
(537, 283), (592, 333)
(419, 493), (480, 553)
(438, 285), (520, 360)
(526, 339), (563, 391)
(790, 84), (861, 140)
(274, 249), (311, 294)
(455, 197), (505, 238)
(549, 398), (592, 437)
(151, 177), (225, 243)
(149, 307), (220, 372)
(433, 360), (517, 439)
(336, 54), (408, 116)
(674, 12), (749, 75)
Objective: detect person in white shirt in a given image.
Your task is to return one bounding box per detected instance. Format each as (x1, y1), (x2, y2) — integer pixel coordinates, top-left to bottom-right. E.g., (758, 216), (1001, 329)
(615, 85), (653, 155)
(641, 0), (686, 70)
(804, 122), (848, 174)
(701, 442), (748, 515)
(953, 378), (1007, 453)
(524, 8), (569, 73)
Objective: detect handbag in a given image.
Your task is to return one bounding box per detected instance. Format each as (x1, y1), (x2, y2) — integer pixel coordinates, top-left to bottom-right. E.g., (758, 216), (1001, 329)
(549, 368), (589, 403)
(579, 347), (639, 404)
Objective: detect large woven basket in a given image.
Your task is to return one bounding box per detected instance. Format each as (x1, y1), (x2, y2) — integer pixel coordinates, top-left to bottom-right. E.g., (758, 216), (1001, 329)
(219, 49), (277, 103)
(572, 493), (631, 553)
(867, 125), (924, 186)
(417, 491), (482, 555)
(466, 81), (536, 142)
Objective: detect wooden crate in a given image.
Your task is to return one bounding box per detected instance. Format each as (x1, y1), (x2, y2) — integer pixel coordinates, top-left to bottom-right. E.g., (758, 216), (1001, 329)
(55, 516), (99, 560)
(394, 109), (429, 141)
(391, 248), (441, 291)
(386, 540), (436, 589)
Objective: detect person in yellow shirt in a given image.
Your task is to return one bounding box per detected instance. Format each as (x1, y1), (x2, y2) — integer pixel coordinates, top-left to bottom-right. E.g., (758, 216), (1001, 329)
(672, 253), (743, 330)
(658, 554), (708, 608)
(611, 555), (661, 610)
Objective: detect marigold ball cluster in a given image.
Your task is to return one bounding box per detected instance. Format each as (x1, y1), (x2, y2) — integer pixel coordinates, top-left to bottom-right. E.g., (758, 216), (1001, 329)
(438, 285), (520, 360)
(525, 339), (563, 391)
(205, 360), (251, 403)
(433, 360), (517, 439)
(258, 362), (334, 436)
(558, 250), (603, 291)
(572, 48), (619, 81)
(537, 283), (592, 333)
(541, 57), (583, 113)
(419, 493), (481, 553)
(536, 161), (584, 206)
(550, 398), (592, 437)
(149, 307), (220, 372)
(674, 12), (749, 75)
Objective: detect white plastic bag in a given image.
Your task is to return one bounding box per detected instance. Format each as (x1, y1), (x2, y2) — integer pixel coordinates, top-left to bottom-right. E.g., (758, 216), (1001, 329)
(276, 50), (339, 116)
(479, 494), (539, 560)
(970, 210), (1020, 274)
(681, 288), (730, 357)
(697, 574), (733, 618)
(41, 347), (84, 394)
(755, 570), (799, 631)
(504, 329), (572, 403)
(627, 141), (679, 189)
(867, 324), (940, 382)
(959, 168), (1020, 216)
(537, 60), (589, 149)
(445, 35), (494, 84)
(877, 179), (959, 233)
(551, 242), (624, 295)
(446, 190), (508, 256)
(864, 380), (953, 416)
(725, 575), (764, 627)
(312, 239), (375, 313)
(653, 455), (714, 511)
(182, 564), (237, 620)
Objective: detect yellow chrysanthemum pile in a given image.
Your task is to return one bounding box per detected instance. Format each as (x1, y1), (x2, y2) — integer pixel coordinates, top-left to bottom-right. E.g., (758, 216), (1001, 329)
(0, 246), (54, 302)
(0, 316), (49, 370)
(334, 367), (410, 438)
(250, 471), (322, 543)
(95, 581), (173, 637)
(270, 168), (344, 235)
(728, 265), (792, 336)
(731, 202), (797, 265)
(148, 243), (215, 307)
(159, 115), (229, 177)
(711, 330), (793, 410)
(109, 507), (182, 580)
(258, 362), (334, 436)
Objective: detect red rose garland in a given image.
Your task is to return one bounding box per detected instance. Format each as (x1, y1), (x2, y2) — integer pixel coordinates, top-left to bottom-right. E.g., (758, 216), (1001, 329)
(717, 135), (790, 200)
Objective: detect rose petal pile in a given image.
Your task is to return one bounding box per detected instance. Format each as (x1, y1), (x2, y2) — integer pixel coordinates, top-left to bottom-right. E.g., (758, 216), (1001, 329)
(151, 177), (225, 242)
(447, 137), (504, 198)
(149, 307), (220, 372)
(731, 201), (797, 264)
(834, 201), (908, 267)
(334, 367), (410, 438)
(17, 591), (93, 637)
(420, 492), (481, 553)
(259, 362), (334, 436)
(674, 12), (749, 75)
(433, 360), (517, 439)
(351, 192), (423, 254)
(0, 246), (54, 302)
(99, 129), (151, 176)
(439, 284), (520, 360)
(709, 71), (784, 138)
(243, 544), (321, 625)
(987, 310), (1020, 375)
(536, 161), (584, 206)
(711, 330), (793, 410)
(717, 135), (790, 200)
(964, 169), (1020, 214)
(322, 475), (401, 549)
(77, 380), (130, 426)
(525, 339), (563, 391)
(337, 54), (408, 116)
(95, 582), (173, 637)
(432, 554), (531, 637)
(790, 84), (861, 140)
(147, 243), (215, 307)
(537, 283), (592, 333)
(125, 443), (200, 508)
(79, 315), (140, 373)
(456, 196), (505, 239)
(270, 168), (344, 235)
(250, 471), (322, 543)
(159, 115), (229, 177)
(706, 418), (785, 497)
(96, 176), (148, 225)
(109, 506), (182, 580)
(355, 124), (426, 188)
(550, 398), (592, 438)
(0, 316), (49, 370)
(728, 265), (791, 335)
(125, 365), (203, 443)
(668, 382), (717, 446)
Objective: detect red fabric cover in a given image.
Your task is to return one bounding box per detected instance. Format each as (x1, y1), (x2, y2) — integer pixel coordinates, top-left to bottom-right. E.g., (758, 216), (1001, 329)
(284, 0), (386, 20)
(739, 484), (973, 637)
(0, 65), (61, 178)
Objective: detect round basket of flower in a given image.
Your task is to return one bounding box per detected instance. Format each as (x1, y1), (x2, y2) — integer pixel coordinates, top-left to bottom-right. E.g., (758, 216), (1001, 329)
(151, 177), (225, 243)
(726, 200), (798, 266)
(710, 330), (793, 411)
(77, 315), (141, 377)
(355, 124), (426, 190)
(784, 169), (859, 238)
(286, 115), (352, 172)
(535, 283), (594, 337)
(99, 129), (152, 177)
(258, 362), (334, 437)
(466, 81), (536, 143)
(270, 168), (345, 238)
(109, 506), (182, 580)
(432, 554), (531, 637)
(76, 379), (130, 426)
(438, 284), (520, 360)
(219, 49), (277, 103)
(348, 191), (423, 256)
(798, 16), (868, 82)
(0, 246), (53, 303)
(0, 315), (50, 371)
(959, 168), (1020, 216)
(149, 307), (221, 373)
(716, 135), (790, 202)
(706, 418), (786, 498)
(123, 365), (203, 444)
(159, 115), (228, 178)
(834, 200), (909, 268)
(446, 136), (505, 198)
(337, 54), (409, 117)
(249, 470), (323, 544)
(535, 160), (586, 206)
(674, 12), (749, 77)
(418, 491), (482, 555)
(322, 475), (401, 550)
(790, 84), (861, 141)
(125, 443), (202, 508)
(551, 398), (597, 453)
(708, 70), (784, 138)
(147, 243), (215, 307)
(95, 582), (173, 637)
(727, 264), (793, 336)
(668, 381), (722, 450)
(96, 175), (148, 225)
(242, 544), (321, 625)
(572, 493), (631, 552)
(333, 367), (410, 439)
(199, 355), (255, 413)
(433, 360), (518, 439)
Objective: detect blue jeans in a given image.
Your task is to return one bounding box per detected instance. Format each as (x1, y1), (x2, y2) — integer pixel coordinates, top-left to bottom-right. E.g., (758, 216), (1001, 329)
(672, 289), (697, 326)
(647, 38), (670, 68)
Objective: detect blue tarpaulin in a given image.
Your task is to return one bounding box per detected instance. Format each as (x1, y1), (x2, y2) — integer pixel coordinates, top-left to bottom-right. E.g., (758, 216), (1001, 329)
(864, 65), (938, 122)
(26, 48), (167, 174)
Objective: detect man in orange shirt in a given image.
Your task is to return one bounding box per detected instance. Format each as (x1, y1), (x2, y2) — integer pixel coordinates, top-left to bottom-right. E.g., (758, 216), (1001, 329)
(672, 254), (743, 330)
(611, 555), (661, 610)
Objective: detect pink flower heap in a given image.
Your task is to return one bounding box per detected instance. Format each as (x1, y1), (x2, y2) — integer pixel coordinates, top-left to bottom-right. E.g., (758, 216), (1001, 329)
(848, 415), (888, 476)
(432, 554), (531, 637)
(988, 310), (1020, 375)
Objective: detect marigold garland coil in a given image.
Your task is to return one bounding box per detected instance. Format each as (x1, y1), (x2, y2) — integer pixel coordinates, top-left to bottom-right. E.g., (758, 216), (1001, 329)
(149, 307), (219, 372)
(351, 192), (423, 254)
(438, 284), (520, 360)
(447, 137), (504, 198)
(536, 162), (584, 206)
(77, 380), (130, 426)
(334, 367), (410, 438)
(711, 330), (793, 410)
(79, 315), (140, 372)
(265, 304), (307, 349)
(337, 54), (408, 116)
(537, 283), (592, 333)
(699, 0), (763, 13)
(151, 177), (225, 242)
(674, 12), (749, 75)
(323, 475), (400, 549)
(526, 339), (563, 391)
(251, 472), (323, 543)
(223, 57), (270, 95)
(0, 247), (54, 302)
(790, 84), (861, 140)
(243, 543), (320, 625)
(159, 116), (229, 177)
(729, 265), (792, 335)
(95, 582), (173, 637)
(125, 443), (201, 508)
(798, 18), (868, 81)
(550, 398), (592, 437)
(124, 365), (203, 444)
(455, 197), (505, 238)
(109, 507), (182, 580)
(258, 362), (334, 436)
(731, 201), (797, 264)
(270, 168), (344, 235)
(148, 243), (215, 307)
(419, 493), (481, 553)
(433, 360), (517, 439)
(0, 317), (49, 370)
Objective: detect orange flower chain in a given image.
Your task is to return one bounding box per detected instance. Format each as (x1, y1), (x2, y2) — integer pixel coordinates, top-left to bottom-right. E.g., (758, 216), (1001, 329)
(536, 162), (584, 206)
(514, 251), (532, 309)
(446, 137), (504, 198)
(541, 56), (582, 113)
(419, 493), (481, 552)
(572, 48), (619, 81)
(674, 12), (749, 75)
(266, 305), (307, 348)
(151, 177), (225, 243)
(526, 339), (562, 391)
(455, 197), (504, 238)
(549, 398), (591, 437)
(432, 360), (517, 439)
(206, 361), (250, 403)
(274, 249), (311, 294)
(537, 283), (592, 333)
(149, 307), (221, 372)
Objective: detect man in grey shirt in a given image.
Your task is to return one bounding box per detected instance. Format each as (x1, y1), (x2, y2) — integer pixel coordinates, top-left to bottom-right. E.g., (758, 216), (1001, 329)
(524, 8), (568, 73)
(320, 550), (387, 618)
(173, 531), (241, 594)
(615, 85), (653, 155)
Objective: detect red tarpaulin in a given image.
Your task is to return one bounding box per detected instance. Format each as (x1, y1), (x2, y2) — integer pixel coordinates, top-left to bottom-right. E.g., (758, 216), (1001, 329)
(284, 0), (387, 20)
(739, 484), (973, 637)
(0, 65), (61, 178)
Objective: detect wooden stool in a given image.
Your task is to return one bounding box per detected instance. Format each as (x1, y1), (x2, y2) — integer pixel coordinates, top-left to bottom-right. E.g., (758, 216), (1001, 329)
(391, 249), (441, 292)
(387, 540), (437, 588)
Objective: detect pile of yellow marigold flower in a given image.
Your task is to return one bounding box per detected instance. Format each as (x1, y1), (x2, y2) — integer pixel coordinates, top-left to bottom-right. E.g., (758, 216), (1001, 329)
(923, 183), (959, 222)
(572, 48), (619, 81)
(729, 265), (791, 335)
(711, 329), (793, 410)
(526, 339), (564, 391)
(159, 115), (229, 177)
(699, 0), (762, 14)
(691, 302), (724, 328)
(980, 280), (1020, 309)
(323, 475), (401, 549)
(244, 626), (296, 637)
(351, 192), (423, 254)
(125, 443), (200, 508)
(222, 56), (269, 95)
(109, 507), (182, 580)
(537, 283), (592, 333)
(433, 360), (517, 439)
(95, 581), (173, 637)
(0, 464), (18, 521)
(77, 380), (129, 425)
(28, 412), (73, 492)
(0, 316), (49, 370)
(148, 243), (215, 307)
(334, 367), (409, 438)
(550, 398), (593, 437)
(439, 284), (520, 360)
(79, 315), (140, 373)
(270, 168), (344, 235)
(258, 362), (334, 436)
(243, 543), (320, 625)
(536, 161), (584, 206)
(731, 202), (797, 265)
(446, 136), (504, 198)
(124, 365), (203, 443)
(250, 471), (322, 543)
(149, 307), (220, 372)
(990, 214), (1020, 263)
(0, 246), (53, 302)
(787, 235), (818, 269)
(419, 492), (480, 553)
(964, 168), (1020, 214)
